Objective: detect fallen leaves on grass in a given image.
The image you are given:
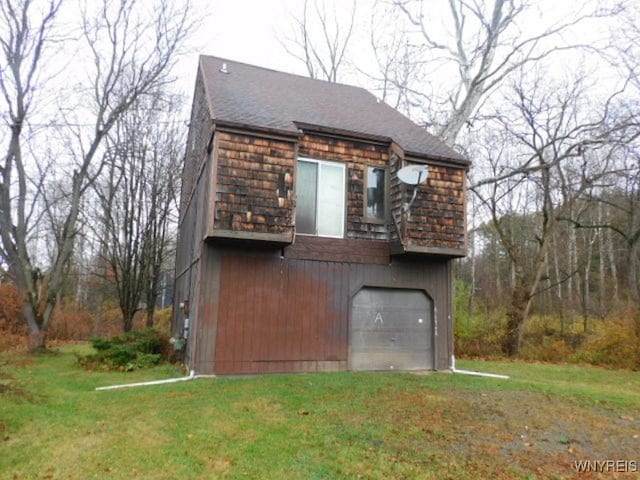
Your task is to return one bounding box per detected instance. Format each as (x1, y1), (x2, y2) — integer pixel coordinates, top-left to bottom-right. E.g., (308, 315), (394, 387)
(360, 386), (640, 477)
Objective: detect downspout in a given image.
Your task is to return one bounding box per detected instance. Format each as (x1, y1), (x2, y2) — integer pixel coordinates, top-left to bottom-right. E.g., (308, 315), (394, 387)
(95, 370), (216, 391)
(450, 355), (510, 380)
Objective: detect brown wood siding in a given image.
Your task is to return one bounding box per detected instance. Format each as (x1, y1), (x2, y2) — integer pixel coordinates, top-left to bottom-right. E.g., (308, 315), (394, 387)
(299, 134), (390, 241)
(213, 131), (296, 236)
(172, 139), (212, 342)
(173, 69), (215, 343)
(180, 72), (211, 219)
(191, 247), (221, 373)
(214, 252), (349, 374)
(285, 235), (389, 265)
(205, 241), (453, 375)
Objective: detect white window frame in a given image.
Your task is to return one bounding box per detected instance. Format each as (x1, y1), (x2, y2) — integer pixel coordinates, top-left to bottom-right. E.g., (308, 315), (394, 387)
(296, 157), (346, 238)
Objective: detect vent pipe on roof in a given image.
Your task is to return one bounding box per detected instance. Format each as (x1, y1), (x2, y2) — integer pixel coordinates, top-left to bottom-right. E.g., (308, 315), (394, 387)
(220, 62), (229, 74)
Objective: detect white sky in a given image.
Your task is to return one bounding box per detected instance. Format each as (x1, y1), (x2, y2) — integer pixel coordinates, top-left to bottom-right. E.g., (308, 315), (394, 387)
(177, 0), (314, 96)
(13, 0), (627, 135)
(174, 0), (623, 101)
(190, 0), (304, 69)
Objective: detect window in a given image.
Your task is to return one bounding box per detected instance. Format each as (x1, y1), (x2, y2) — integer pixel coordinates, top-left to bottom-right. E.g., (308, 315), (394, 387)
(296, 158), (345, 237)
(365, 166), (386, 221)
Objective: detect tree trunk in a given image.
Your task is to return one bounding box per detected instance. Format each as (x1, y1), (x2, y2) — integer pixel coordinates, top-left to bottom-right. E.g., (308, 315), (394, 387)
(468, 229), (476, 316)
(123, 310), (135, 333)
(503, 282), (529, 356)
(23, 303), (46, 351)
(552, 232), (562, 313)
(597, 204), (606, 316)
(502, 234), (551, 356)
(94, 307), (103, 337)
(629, 239), (640, 306)
(145, 308), (154, 328)
(626, 239), (640, 340)
(28, 331), (47, 351)
(582, 228), (596, 331)
(568, 226), (577, 309)
(606, 227), (619, 305)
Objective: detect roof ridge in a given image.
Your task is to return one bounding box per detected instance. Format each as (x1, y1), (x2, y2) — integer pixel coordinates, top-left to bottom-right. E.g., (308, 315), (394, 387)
(198, 54), (373, 93)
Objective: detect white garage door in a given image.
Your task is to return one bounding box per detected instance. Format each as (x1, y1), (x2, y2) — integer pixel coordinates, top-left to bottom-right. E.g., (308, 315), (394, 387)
(350, 288), (433, 371)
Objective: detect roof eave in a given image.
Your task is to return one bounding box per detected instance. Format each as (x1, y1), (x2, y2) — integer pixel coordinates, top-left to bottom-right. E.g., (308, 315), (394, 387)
(213, 119), (302, 140)
(198, 56), (217, 121)
(295, 122), (470, 167)
(404, 149), (471, 168)
(293, 121), (392, 146)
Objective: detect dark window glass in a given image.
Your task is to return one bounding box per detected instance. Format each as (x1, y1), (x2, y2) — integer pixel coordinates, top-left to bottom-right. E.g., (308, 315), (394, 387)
(296, 161), (317, 234)
(366, 167), (385, 220)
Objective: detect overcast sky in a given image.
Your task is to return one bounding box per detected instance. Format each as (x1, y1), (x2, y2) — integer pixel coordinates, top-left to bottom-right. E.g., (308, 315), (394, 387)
(178, 0), (317, 95)
(26, 0), (625, 132)
(175, 0), (618, 99)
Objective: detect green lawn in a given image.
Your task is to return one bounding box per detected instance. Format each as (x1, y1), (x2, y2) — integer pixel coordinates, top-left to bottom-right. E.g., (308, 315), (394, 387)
(1, 346), (639, 479)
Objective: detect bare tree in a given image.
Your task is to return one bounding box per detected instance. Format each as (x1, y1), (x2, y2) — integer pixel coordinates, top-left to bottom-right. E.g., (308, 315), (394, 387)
(553, 10), (640, 333)
(471, 72), (634, 355)
(0, 0), (192, 349)
(571, 147), (640, 327)
(142, 108), (182, 328)
(365, 2), (423, 112)
(281, 0), (356, 82)
(382, 0), (622, 146)
(0, 0), (63, 349)
(93, 92), (182, 332)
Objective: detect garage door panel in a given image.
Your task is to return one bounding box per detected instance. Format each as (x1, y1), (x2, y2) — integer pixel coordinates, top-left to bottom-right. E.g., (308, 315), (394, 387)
(350, 288), (433, 371)
(350, 351), (428, 371)
(353, 289), (427, 309)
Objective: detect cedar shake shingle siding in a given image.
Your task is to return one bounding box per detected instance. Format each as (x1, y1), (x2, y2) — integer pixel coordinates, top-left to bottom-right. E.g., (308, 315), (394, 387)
(399, 165), (466, 252)
(214, 132), (296, 237)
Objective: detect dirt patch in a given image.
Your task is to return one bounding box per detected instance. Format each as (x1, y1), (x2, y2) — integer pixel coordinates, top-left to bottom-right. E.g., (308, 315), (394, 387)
(367, 387), (640, 478)
(456, 389), (639, 477)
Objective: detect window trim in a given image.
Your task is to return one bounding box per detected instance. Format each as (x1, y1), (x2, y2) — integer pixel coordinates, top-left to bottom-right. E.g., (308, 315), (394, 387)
(296, 157), (346, 238)
(363, 165), (388, 224)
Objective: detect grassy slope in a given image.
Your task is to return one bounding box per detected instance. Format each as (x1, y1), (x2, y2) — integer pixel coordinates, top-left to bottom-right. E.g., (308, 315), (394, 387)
(1, 346), (639, 479)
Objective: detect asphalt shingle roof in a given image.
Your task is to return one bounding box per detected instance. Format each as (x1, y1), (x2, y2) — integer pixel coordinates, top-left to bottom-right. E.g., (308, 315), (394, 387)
(199, 55), (468, 164)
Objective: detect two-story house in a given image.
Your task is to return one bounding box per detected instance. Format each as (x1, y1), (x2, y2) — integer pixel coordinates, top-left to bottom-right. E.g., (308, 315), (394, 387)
(173, 55), (469, 375)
